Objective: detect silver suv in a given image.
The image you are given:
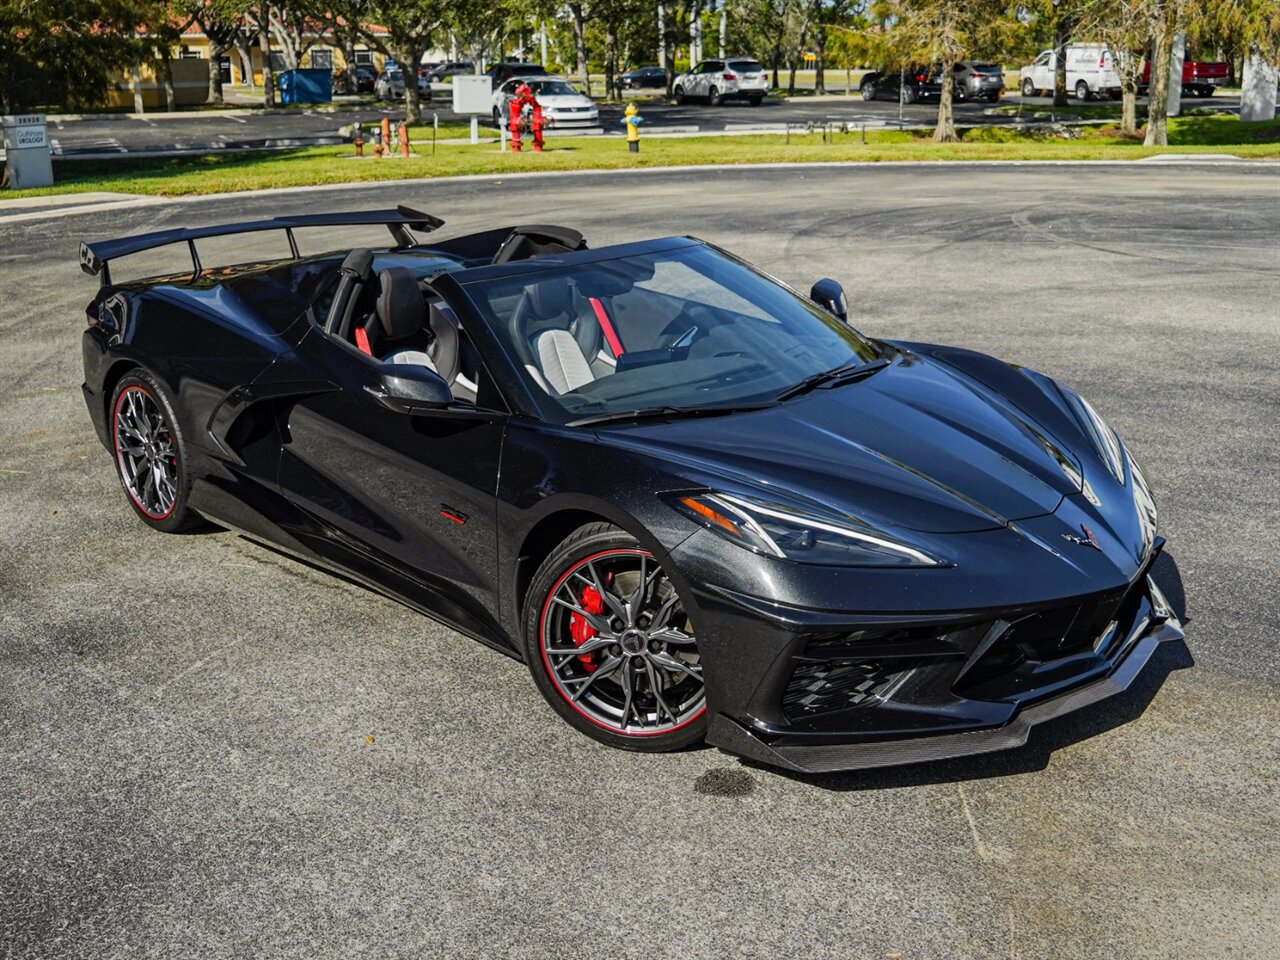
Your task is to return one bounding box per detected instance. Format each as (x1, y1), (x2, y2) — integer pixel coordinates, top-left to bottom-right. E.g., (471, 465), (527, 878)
(674, 58), (768, 106)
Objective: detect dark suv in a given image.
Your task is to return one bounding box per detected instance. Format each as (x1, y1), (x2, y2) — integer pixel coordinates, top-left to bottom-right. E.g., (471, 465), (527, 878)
(859, 66), (942, 103)
(952, 61), (1005, 101)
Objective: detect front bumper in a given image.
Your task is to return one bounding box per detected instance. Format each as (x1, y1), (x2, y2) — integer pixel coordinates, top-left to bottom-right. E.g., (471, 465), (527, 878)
(693, 540), (1182, 774)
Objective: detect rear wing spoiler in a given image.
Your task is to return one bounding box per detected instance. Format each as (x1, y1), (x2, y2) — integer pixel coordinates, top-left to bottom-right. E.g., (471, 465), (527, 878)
(79, 205), (444, 286)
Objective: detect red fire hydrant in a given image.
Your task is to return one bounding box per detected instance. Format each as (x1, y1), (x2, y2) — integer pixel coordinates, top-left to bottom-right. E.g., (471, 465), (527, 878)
(508, 82), (545, 153)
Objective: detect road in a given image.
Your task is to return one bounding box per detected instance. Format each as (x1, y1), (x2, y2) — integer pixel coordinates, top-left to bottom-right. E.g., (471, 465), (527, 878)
(45, 92), (1252, 157)
(2, 165), (1279, 959)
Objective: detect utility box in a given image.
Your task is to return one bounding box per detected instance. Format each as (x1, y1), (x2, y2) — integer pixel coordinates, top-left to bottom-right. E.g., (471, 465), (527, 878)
(3, 114), (54, 189)
(277, 69), (333, 105)
(452, 74), (491, 114)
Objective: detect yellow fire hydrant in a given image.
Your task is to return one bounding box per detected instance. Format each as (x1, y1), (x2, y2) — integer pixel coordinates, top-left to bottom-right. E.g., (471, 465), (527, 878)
(622, 102), (643, 153)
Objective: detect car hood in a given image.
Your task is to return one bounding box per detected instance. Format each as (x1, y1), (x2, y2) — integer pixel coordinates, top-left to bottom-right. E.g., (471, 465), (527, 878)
(534, 95), (595, 108)
(602, 352), (1085, 534)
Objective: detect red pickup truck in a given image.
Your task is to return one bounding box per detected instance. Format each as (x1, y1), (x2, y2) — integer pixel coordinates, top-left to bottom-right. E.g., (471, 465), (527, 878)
(1142, 56), (1230, 97)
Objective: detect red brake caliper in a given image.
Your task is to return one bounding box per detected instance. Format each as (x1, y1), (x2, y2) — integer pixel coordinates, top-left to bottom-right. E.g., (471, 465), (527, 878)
(570, 582), (608, 673)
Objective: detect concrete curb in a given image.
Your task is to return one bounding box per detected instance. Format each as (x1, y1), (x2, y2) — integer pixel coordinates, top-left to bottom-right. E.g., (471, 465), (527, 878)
(4, 157), (1276, 225)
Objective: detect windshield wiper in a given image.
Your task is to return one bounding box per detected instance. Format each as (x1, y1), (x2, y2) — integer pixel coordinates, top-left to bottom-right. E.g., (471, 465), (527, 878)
(774, 358), (889, 402)
(567, 402), (775, 428)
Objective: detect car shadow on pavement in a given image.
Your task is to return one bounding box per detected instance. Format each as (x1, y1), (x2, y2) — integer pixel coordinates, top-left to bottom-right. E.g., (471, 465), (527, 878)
(740, 551), (1194, 791)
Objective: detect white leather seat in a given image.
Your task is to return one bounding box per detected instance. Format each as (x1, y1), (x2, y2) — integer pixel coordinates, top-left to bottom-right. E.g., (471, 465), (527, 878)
(532, 329), (596, 395)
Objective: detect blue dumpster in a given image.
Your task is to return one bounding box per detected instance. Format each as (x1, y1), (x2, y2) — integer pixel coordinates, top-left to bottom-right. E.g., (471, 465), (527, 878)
(277, 68), (333, 105)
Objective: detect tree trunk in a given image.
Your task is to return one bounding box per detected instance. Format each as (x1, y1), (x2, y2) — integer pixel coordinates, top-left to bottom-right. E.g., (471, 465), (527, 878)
(207, 40), (226, 103)
(569, 3), (589, 93)
(342, 34), (357, 95)
(605, 24), (618, 100)
(161, 54), (176, 112)
(235, 37), (255, 88)
(845, 65), (851, 95)
(1144, 8), (1174, 146)
(131, 58), (145, 113)
(787, 60), (797, 96)
(933, 61), (957, 142)
(813, 4), (825, 95)
(771, 51), (780, 90)
(1122, 83), (1137, 135)
(257, 17), (275, 107)
(1053, 16), (1070, 107)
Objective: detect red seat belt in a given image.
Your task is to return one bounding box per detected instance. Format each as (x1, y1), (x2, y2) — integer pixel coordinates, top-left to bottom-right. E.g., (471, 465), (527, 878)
(354, 325), (373, 356)
(588, 297), (625, 357)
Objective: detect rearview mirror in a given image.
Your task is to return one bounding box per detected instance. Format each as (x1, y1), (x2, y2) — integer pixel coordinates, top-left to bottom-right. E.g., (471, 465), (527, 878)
(365, 363), (452, 414)
(810, 278), (848, 322)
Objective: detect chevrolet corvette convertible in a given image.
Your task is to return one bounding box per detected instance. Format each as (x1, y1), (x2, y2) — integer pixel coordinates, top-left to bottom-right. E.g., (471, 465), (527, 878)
(77, 208), (1183, 773)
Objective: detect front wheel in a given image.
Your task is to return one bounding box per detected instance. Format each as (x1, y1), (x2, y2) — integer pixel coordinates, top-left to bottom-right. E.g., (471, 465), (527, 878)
(110, 371), (197, 532)
(861, 80), (877, 101)
(954, 83), (968, 102)
(523, 523), (707, 752)
(1021, 77), (1036, 97)
(493, 107), (502, 128)
(673, 84), (686, 105)
(902, 85), (918, 104)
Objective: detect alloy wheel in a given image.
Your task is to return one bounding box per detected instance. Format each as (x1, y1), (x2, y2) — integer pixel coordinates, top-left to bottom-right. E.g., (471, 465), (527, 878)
(539, 548), (705, 737)
(113, 385), (179, 520)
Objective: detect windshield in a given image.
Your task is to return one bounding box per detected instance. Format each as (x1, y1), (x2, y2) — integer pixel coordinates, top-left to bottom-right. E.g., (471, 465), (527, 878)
(528, 80), (580, 96)
(460, 243), (880, 423)
(729, 61), (764, 73)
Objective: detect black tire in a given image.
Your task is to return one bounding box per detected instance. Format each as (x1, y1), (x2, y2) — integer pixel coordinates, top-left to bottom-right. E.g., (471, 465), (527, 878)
(1075, 80), (1090, 101)
(1021, 77), (1036, 97)
(492, 106), (502, 128)
(861, 80), (877, 101)
(902, 85), (918, 104)
(708, 85), (722, 106)
(673, 84), (686, 105)
(109, 370), (198, 533)
(522, 522), (707, 753)
(954, 83), (968, 102)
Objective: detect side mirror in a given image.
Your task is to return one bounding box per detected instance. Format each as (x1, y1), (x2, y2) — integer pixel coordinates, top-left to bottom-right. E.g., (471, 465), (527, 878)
(810, 278), (848, 322)
(365, 363), (452, 414)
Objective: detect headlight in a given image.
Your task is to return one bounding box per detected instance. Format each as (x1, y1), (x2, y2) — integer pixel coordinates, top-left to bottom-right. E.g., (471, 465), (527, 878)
(669, 492), (946, 567)
(1059, 385), (1125, 484)
(1129, 453), (1158, 555)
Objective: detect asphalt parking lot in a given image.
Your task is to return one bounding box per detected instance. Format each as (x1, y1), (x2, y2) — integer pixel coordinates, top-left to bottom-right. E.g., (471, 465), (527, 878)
(44, 90), (1222, 157)
(2, 164), (1279, 958)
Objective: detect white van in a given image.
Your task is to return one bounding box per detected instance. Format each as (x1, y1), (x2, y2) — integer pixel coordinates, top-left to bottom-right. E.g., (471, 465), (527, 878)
(1020, 45), (1122, 100)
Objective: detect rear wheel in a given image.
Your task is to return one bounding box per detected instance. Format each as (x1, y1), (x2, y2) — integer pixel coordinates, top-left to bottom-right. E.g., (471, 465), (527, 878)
(673, 84), (686, 104)
(902, 85), (918, 104)
(708, 85), (722, 106)
(861, 80), (877, 101)
(110, 371), (197, 533)
(1021, 77), (1036, 97)
(523, 523), (707, 752)
(1075, 80), (1091, 101)
(954, 83), (968, 102)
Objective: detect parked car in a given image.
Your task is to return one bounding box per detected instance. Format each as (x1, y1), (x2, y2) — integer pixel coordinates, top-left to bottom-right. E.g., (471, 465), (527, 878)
(1141, 54), (1229, 97)
(952, 61), (1005, 101)
(620, 66), (668, 90)
(426, 61), (474, 82)
(492, 77), (599, 129)
(374, 68), (432, 101)
(673, 58), (768, 106)
(335, 65), (376, 95)
(486, 61), (548, 90)
(1020, 45), (1121, 100)
(77, 210), (1181, 773)
(859, 66), (943, 103)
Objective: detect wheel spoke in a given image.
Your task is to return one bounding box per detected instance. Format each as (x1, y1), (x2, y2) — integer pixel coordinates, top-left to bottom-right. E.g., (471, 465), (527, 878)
(649, 626), (696, 646)
(643, 659), (678, 724)
(584, 560), (630, 623)
(545, 633), (615, 657)
(567, 656), (623, 702)
(650, 588), (680, 630)
(650, 650), (702, 682)
(549, 595), (612, 635)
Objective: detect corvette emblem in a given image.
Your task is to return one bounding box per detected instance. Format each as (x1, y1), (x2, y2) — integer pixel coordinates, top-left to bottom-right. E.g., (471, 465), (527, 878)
(1062, 525), (1102, 551)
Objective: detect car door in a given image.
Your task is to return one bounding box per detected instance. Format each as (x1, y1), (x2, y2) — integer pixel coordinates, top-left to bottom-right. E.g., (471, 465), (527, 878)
(275, 321), (509, 642)
(1033, 52), (1053, 90)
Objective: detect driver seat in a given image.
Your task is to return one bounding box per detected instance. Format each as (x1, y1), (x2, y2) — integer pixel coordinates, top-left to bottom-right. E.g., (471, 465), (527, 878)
(511, 278), (606, 395)
(358, 267), (460, 385)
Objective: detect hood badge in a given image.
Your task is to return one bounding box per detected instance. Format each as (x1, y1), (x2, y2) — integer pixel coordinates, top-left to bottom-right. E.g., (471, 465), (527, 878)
(1062, 525), (1102, 551)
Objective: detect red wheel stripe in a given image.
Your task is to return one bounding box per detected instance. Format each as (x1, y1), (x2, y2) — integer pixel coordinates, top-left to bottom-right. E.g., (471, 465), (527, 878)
(538, 548), (705, 737)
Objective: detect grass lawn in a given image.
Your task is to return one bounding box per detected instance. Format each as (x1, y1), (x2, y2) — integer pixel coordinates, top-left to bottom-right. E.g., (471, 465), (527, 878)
(4, 114), (1276, 201)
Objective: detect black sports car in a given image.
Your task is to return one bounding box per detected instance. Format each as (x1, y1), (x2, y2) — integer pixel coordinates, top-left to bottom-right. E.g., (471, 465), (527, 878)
(77, 209), (1183, 773)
